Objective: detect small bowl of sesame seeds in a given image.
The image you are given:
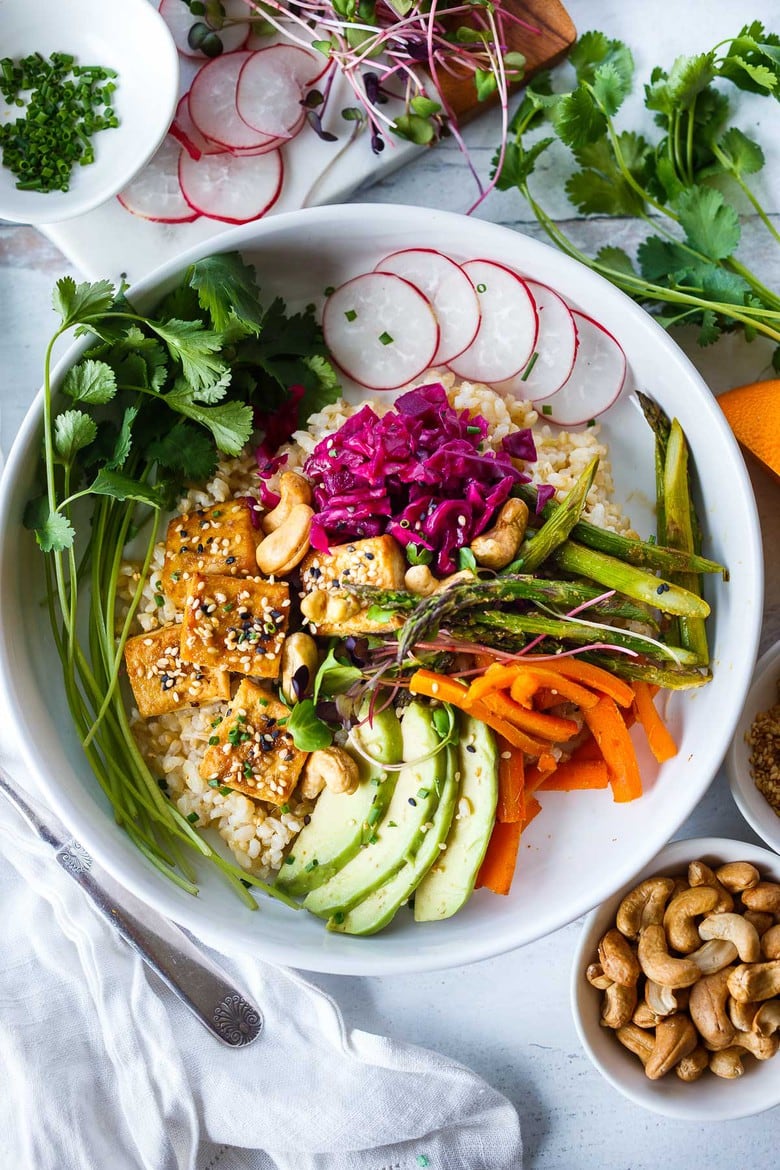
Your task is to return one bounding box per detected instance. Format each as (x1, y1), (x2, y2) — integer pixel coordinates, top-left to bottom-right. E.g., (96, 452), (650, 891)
(727, 639), (780, 855)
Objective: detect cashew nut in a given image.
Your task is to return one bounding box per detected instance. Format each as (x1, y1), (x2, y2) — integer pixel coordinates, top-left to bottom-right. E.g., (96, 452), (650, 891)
(256, 503), (313, 576)
(698, 913), (761, 962)
(301, 745), (360, 798)
(689, 938), (739, 976)
(598, 928), (641, 988)
(615, 1023), (655, 1067)
(616, 877), (675, 939)
(404, 565), (437, 597)
(688, 860), (734, 913)
(645, 1014), (698, 1080)
(761, 924), (780, 960)
(734, 1029), (780, 1060)
(688, 969), (736, 1051)
(741, 882), (780, 917)
(663, 886), (720, 953)
(727, 960), (780, 1003)
(752, 1001), (780, 1038)
(709, 1047), (745, 1079)
(645, 979), (680, 1018)
(675, 1046), (709, 1082)
(637, 924), (701, 988)
(728, 996), (760, 1033)
(632, 1001), (660, 1030)
(601, 982), (637, 1029)
(715, 861), (760, 894)
(745, 911), (775, 938)
(262, 472), (312, 534)
(586, 962), (613, 990)
(280, 632), (319, 705)
(469, 499), (529, 570)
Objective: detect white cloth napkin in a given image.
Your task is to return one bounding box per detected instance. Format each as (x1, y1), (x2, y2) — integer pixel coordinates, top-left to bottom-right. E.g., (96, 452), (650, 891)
(0, 769), (523, 1170)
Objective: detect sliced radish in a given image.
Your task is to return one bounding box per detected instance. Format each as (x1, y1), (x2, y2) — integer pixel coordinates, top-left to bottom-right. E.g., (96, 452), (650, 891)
(170, 93), (226, 161)
(448, 260), (538, 384)
(541, 311), (627, 426)
(189, 51), (278, 150)
(178, 148), (283, 224)
(117, 137), (199, 223)
(323, 273), (439, 390)
(375, 248), (481, 366)
(236, 47), (309, 138)
(245, 29), (332, 84)
(494, 280), (579, 402)
(158, 0), (249, 57)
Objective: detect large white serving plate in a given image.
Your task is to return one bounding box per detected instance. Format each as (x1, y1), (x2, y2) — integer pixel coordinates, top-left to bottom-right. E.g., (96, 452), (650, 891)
(0, 205), (763, 974)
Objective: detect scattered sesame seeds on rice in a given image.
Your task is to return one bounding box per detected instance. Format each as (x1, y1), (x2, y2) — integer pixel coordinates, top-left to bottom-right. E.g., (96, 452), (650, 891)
(119, 372), (633, 879)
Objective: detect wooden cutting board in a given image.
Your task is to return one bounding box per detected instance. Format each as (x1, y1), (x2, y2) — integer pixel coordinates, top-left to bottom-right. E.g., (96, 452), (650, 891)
(436, 0), (576, 120)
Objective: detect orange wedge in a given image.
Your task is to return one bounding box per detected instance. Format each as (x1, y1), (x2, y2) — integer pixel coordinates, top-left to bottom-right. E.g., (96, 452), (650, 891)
(718, 379), (780, 481)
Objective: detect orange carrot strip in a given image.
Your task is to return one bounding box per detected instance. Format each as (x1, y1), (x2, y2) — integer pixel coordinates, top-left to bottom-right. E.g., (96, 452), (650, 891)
(583, 696), (643, 803)
(539, 759), (609, 791)
(508, 673), (538, 708)
(475, 688), (580, 742)
(476, 820), (522, 895)
(509, 668), (600, 711)
(522, 796), (542, 829)
(632, 681), (678, 763)
(496, 736), (525, 823)
(466, 663), (523, 703)
(408, 671), (548, 756)
(521, 656), (635, 708)
(524, 753), (558, 796)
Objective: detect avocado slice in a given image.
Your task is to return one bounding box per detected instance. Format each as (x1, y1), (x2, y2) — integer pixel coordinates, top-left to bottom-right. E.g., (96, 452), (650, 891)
(328, 744), (459, 935)
(275, 706), (403, 897)
(303, 701), (446, 919)
(413, 713), (498, 922)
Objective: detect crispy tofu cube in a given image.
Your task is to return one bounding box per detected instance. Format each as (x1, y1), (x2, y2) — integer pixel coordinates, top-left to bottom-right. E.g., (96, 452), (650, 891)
(180, 574), (289, 677)
(199, 679), (306, 805)
(124, 625), (230, 718)
(161, 500), (259, 608)
(299, 534), (406, 636)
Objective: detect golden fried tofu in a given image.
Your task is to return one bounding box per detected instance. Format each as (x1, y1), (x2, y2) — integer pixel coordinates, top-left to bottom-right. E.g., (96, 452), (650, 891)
(161, 500), (259, 608)
(199, 679), (306, 805)
(299, 534), (406, 636)
(180, 573), (289, 677)
(124, 625), (230, 718)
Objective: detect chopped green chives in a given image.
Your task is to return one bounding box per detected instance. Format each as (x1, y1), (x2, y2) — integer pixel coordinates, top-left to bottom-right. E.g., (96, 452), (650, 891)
(378, 331), (394, 345)
(344, 308), (358, 321)
(520, 351), (539, 382)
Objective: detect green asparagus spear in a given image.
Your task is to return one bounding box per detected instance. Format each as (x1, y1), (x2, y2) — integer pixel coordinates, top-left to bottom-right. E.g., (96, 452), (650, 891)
(663, 419), (710, 665)
(637, 391), (672, 545)
(512, 455), (599, 573)
(553, 541), (710, 619)
(583, 652), (711, 691)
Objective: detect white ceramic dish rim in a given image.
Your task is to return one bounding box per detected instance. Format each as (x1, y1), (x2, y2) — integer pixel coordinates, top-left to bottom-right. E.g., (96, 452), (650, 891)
(0, 205), (764, 974)
(727, 639), (780, 854)
(0, 0), (179, 225)
(571, 835), (780, 1121)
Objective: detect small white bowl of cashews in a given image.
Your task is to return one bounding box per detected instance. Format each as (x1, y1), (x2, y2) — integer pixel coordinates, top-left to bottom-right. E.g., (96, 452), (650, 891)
(571, 837), (780, 1120)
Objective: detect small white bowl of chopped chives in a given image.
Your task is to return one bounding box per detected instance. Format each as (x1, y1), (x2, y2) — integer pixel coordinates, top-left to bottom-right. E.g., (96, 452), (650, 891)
(0, 0), (178, 224)
(727, 638), (780, 855)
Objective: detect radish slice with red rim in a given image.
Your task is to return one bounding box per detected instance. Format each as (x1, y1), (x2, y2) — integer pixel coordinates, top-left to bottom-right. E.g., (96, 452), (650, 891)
(236, 47), (310, 138)
(323, 273), (439, 390)
(178, 148), (283, 224)
(189, 51), (278, 150)
(170, 94), (226, 161)
(245, 29), (332, 84)
(375, 248), (481, 366)
(117, 137), (199, 223)
(494, 280), (578, 402)
(158, 0), (249, 57)
(540, 311), (627, 426)
(448, 260), (538, 383)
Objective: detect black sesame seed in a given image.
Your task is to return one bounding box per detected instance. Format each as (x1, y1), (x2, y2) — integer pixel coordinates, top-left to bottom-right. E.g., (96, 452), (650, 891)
(466, 743), (477, 753)
(408, 797), (417, 806)
(226, 556), (236, 565)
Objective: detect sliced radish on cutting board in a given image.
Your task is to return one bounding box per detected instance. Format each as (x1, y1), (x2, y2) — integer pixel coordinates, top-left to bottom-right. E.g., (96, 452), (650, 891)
(117, 137), (199, 223)
(448, 260), (538, 383)
(189, 51), (279, 150)
(541, 311), (627, 425)
(494, 280), (578, 402)
(236, 47), (309, 138)
(158, 0), (249, 57)
(245, 29), (332, 84)
(178, 148), (283, 223)
(375, 248), (481, 366)
(323, 273), (439, 390)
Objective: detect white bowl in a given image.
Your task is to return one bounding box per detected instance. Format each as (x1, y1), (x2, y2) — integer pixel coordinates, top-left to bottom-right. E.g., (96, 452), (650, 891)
(571, 836), (780, 1121)
(727, 639), (780, 854)
(0, 0), (178, 224)
(0, 206), (764, 974)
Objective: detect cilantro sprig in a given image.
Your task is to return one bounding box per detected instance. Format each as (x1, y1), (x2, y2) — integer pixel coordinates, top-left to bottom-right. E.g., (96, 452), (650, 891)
(27, 252), (339, 905)
(493, 23), (780, 369)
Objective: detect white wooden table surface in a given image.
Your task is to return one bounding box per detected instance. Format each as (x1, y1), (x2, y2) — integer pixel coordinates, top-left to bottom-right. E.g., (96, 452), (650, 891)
(1, 0), (780, 1164)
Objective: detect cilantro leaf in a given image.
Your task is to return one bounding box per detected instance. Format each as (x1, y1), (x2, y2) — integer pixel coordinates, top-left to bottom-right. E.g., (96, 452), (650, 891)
(23, 496), (75, 552)
(107, 406), (139, 470)
(152, 319), (230, 393)
(591, 60), (631, 116)
(110, 327), (169, 391)
(697, 309), (721, 346)
(164, 381), (253, 456)
(87, 469), (162, 507)
(300, 354), (342, 419)
(53, 278), (116, 329)
(62, 359), (117, 405)
(54, 410), (97, 464)
(187, 252), (264, 334)
(674, 187), (741, 260)
(507, 72), (554, 136)
(637, 236), (692, 282)
(286, 699), (333, 751)
(493, 136), (554, 189)
(552, 86), (606, 148)
(147, 420), (219, 482)
(595, 246), (637, 277)
(645, 53), (715, 119)
(569, 32), (633, 93)
(717, 127), (765, 175)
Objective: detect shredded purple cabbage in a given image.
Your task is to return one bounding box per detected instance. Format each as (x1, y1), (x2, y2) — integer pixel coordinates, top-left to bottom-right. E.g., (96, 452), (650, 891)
(302, 383), (537, 574)
(536, 484), (556, 513)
